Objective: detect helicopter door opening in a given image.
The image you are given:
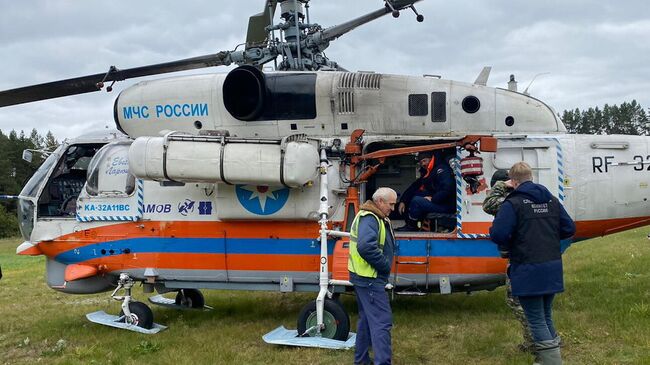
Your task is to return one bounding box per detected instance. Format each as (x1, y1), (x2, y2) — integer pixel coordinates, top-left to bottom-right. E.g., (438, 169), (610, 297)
(36, 143), (105, 218)
(363, 141), (458, 234)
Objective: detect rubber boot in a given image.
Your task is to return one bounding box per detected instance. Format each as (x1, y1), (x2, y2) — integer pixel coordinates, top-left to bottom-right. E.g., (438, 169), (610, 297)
(533, 339), (562, 365)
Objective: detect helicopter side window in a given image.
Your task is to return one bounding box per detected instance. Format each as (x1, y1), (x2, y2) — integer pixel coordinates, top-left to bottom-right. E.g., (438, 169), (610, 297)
(408, 94), (428, 116)
(431, 92), (446, 122)
(38, 143), (105, 217)
(85, 142), (135, 197)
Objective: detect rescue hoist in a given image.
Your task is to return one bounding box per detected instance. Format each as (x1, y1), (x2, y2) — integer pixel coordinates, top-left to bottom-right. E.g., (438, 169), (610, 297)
(459, 143), (484, 194)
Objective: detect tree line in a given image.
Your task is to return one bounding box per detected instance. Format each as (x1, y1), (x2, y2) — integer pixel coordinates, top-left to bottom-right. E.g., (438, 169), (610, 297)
(561, 100), (649, 135)
(0, 129), (58, 237)
(0, 99), (648, 238)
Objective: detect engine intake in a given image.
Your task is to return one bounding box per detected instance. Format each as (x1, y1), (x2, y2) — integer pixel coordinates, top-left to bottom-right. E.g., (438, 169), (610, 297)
(223, 65), (267, 121)
(222, 66), (317, 122)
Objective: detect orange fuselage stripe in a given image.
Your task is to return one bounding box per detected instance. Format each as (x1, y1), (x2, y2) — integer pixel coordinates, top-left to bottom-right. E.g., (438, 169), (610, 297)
(70, 253), (505, 275)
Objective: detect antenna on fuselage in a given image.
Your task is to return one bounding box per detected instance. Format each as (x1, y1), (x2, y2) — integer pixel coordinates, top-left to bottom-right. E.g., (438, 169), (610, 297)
(523, 72), (550, 95)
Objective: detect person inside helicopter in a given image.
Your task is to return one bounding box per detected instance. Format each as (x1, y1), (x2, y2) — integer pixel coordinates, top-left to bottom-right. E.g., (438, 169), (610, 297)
(396, 150), (456, 231)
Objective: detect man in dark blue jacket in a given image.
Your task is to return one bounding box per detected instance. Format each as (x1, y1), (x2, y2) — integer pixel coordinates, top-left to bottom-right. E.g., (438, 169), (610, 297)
(490, 162), (575, 365)
(348, 187), (396, 365)
(397, 151), (455, 231)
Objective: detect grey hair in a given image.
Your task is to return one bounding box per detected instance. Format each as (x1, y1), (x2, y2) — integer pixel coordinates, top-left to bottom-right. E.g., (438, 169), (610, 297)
(372, 187), (397, 202)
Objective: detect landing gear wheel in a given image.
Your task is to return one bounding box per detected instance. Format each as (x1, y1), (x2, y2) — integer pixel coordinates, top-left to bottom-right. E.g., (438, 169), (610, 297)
(175, 289), (205, 308)
(331, 292), (341, 302)
(119, 301), (154, 329)
(297, 299), (350, 341)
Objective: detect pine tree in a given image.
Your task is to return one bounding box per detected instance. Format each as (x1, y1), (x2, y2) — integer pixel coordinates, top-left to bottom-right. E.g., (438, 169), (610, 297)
(30, 128), (44, 150)
(45, 131), (59, 151)
(561, 108), (580, 133)
(627, 100), (649, 135)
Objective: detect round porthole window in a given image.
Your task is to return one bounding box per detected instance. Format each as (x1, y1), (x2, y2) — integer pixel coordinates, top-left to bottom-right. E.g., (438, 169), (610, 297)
(461, 96), (480, 114)
(505, 116), (515, 126)
(194, 120), (203, 129)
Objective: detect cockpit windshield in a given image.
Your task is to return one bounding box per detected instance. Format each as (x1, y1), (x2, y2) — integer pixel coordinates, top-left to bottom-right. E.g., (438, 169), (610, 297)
(18, 148), (62, 241)
(20, 151), (59, 198)
(18, 141), (110, 240)
(36, 143), (105, 217)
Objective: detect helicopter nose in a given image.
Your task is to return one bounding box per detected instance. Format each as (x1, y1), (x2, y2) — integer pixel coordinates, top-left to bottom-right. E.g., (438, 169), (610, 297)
(16, 241), (42, 256)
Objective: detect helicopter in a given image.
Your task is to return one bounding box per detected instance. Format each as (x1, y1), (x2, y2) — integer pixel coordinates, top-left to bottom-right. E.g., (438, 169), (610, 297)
(2, 0), (650, 346)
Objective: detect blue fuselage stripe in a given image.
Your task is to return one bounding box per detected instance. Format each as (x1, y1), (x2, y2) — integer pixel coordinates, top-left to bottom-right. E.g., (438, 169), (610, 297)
(397, 239), (499, 257)
(53, 237), (505, 265)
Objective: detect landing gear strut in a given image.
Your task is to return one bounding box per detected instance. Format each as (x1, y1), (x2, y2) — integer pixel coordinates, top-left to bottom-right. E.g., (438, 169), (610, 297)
(112, 273), (153, 329)
(262, 148), (356, 349)
(86, 273), (166, 334)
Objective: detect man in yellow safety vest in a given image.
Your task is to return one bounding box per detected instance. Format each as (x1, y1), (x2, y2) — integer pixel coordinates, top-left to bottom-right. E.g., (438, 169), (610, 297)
(348, 187), (397, 365)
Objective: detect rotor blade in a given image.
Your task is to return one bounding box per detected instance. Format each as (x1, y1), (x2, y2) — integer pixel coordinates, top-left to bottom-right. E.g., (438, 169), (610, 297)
(321, 0), (422, 42)
(246, 0), (278, 48)
(0, 52), (231, 107)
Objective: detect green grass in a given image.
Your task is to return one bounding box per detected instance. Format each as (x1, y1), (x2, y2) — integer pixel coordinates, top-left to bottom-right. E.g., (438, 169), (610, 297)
(2, 231), (650, 364)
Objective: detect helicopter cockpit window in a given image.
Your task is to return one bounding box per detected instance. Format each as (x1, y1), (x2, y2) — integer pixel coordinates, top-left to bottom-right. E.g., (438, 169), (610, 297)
(85, 142), (135, 197)
(37, 143), (105, 217)
(408, 94), (428, 116)
(20, 152), (59, 198)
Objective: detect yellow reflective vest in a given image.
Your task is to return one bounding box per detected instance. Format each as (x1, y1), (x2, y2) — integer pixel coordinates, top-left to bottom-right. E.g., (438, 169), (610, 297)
(348, 210), (386, 278)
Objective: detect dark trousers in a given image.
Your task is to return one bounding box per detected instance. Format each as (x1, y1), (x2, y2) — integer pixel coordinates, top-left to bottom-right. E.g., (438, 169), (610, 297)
(518, 294), (557, 342)
(408, 196), (454, 220)
(353, 282), (392, 365)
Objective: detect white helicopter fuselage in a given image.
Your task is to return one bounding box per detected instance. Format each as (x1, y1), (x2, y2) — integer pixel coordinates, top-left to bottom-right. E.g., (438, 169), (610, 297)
(16, 70), (650, 298)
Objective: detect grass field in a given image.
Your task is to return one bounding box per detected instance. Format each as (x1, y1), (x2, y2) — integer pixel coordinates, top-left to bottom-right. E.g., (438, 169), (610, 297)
(1, 230), (650, 364)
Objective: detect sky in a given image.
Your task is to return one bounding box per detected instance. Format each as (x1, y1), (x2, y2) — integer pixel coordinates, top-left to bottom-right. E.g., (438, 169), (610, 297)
(1, 0), (648, 140)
